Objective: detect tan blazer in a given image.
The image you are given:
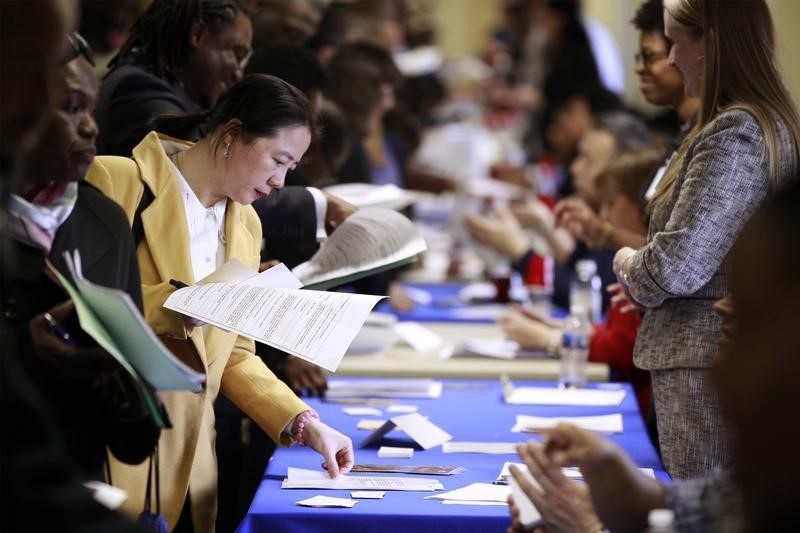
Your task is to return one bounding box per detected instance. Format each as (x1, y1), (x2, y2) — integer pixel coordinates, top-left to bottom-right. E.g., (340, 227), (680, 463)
(87, 131), (309, 532)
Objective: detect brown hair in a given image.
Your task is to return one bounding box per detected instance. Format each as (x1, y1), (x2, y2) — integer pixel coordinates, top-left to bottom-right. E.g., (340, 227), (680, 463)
(652, 0), (800, 208)
(597, 147), (664, 207)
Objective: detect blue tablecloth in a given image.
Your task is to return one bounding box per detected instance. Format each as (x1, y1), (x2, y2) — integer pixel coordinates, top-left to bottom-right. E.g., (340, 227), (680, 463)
(239, 378), (666, 533)
(375, 283), (568, 323)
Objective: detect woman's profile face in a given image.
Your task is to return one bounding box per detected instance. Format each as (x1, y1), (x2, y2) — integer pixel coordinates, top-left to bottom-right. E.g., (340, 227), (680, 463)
(220, 124), (311, 205)
(23, 55), (98, 202)
(569, 129), (615, 204)
(664, 10), (705, 98)
(635, 30), (687, 107)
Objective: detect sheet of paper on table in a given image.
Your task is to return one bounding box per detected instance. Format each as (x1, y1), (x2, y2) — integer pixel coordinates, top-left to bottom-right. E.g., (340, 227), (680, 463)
(326, 379), (443, 399)
(497, 462), (656, 483)
(441, 442), (522, 455)
(425, 483), (510, 504)
(361, 413), (452, 450)
(511, 413), (624, 434)
(164, 260), (384, 372)
(282, 468), (443, 491)
(296, 496), (358, 508)
(502, 375), (626, 406)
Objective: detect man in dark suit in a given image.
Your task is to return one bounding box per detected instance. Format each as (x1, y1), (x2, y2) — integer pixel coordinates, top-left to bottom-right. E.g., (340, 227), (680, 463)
(0, 3), (147, 531)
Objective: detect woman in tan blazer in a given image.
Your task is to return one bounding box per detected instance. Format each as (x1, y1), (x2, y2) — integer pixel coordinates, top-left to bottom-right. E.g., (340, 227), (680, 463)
(87, 75), (354, 532)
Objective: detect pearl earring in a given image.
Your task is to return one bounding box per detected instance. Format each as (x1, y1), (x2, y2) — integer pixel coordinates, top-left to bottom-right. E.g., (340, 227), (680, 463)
(223, 144), (231, 158)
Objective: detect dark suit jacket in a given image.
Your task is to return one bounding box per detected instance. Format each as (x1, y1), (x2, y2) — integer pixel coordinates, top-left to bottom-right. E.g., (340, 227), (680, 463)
(1, 182), (156, 476)
(96, 64), (198, 157)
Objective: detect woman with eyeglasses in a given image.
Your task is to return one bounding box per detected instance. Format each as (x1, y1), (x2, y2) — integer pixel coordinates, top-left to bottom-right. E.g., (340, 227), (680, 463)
(3, 33), (159, 480)
(613, 0), (800, 479)
(87, 74), (354, 532)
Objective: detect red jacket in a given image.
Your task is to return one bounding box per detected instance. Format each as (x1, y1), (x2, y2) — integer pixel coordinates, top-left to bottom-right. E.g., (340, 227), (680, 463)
(589, 302), (651, 418)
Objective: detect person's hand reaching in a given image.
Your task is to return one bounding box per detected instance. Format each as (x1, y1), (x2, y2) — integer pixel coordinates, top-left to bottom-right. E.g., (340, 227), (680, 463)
(303, 418), (354, 478)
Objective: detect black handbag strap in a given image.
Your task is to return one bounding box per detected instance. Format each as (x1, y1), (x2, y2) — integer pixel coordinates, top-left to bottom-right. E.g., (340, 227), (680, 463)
(142, 444), (161, 514)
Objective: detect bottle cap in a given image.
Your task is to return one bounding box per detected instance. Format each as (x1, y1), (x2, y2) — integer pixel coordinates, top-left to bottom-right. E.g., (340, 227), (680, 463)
(575, 259), (598, 278)
(647, 509), (675, 528)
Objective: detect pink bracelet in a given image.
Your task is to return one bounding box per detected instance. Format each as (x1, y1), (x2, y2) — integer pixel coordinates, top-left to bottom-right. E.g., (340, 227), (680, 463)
(293, 410), (320, 446)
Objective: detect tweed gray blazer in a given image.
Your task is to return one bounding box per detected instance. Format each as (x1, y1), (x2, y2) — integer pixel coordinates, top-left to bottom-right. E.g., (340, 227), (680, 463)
(630, 109), (794, 370)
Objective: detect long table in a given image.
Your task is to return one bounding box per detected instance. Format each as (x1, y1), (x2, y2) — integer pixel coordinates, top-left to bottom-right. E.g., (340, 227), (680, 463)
(338, 322), (609, 381)
(239, 378), (666, 533)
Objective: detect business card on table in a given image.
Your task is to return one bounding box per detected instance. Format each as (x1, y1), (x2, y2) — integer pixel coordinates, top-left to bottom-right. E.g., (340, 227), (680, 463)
(343, 407), (383, 416)
(357, 419), (387, 430)
(387, 404), (418, 413)
(351, 491), (386, 499)
(352, 464), (465, 475)
(378, 446), (414, 459)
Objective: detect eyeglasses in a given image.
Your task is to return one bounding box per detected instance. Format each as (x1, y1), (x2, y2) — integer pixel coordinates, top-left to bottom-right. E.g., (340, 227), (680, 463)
(60, 32), (95, 67)
(634, 50), (669, 68)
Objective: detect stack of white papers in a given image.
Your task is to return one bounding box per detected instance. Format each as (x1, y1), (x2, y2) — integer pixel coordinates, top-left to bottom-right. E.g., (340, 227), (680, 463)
(441, 442), (521, 455)
(511, 413), (624, 434)
(447, 338), (550, 360)
(326, 379), (443, 399)
(425, 483), (509, 505)
(282, 468), (443, 491)
(502, 376), (626, 406)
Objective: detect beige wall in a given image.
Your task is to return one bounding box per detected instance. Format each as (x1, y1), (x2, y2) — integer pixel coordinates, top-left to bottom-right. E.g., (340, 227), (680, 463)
(432, 0), (800, 109)
(768, 0), (800, 108)
(430, 0), (502, 58)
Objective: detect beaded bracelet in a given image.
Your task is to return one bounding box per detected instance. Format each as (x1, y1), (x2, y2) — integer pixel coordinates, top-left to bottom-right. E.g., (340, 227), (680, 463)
(293, 410), (320, 446)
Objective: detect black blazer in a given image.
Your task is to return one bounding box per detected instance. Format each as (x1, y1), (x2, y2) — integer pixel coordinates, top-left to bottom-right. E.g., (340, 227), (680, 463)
(2, 182), (157, 476)
(95, 64), (198, 157)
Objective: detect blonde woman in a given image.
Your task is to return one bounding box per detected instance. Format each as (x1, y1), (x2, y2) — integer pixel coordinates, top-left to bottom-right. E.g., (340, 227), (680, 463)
(613, 0), (800, 479)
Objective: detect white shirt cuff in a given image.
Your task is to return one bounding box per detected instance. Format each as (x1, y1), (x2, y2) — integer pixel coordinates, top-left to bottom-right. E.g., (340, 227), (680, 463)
(306, 187), (328, 242)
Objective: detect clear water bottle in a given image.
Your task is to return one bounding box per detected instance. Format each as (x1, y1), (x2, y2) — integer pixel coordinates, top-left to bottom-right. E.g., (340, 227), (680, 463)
(559, 310), (592, 389)
(644, 509), (677, 533)
(570, 259), (602, 323)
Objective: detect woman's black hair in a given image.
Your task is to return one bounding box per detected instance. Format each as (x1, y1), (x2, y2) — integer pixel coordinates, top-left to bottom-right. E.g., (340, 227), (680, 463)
(245, 43), (327, 97)
(631, 0), (665, 35)
(108, 0), (247, 81)
(151, 74), (314, 150)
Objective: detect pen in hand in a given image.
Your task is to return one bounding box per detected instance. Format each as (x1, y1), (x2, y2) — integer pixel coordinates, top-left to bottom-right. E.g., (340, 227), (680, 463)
(169, 279), (189, 290)
(43, 311), (78, 346)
